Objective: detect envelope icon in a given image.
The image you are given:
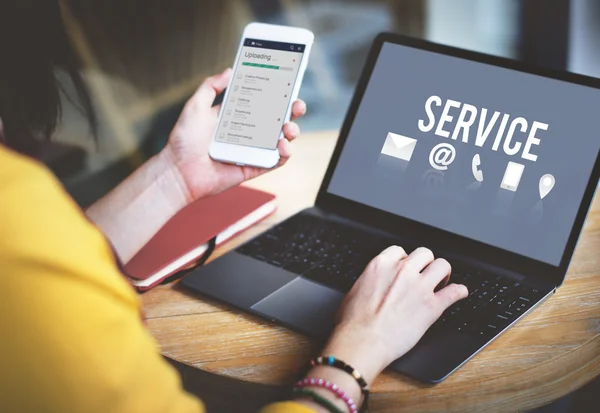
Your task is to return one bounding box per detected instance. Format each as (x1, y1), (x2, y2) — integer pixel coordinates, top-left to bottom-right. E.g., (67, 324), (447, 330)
(381, 132), (417, 162)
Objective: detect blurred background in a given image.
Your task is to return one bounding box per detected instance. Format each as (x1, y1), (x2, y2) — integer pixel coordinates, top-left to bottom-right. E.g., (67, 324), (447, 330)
(53, 0), (599, 208)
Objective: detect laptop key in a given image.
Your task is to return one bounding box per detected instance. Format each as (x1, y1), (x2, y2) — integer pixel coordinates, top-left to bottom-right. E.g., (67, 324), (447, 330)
(267, 259), (284, 267)
(495, 313), (510, 323)
(456, 319), (478, 333)
(486, 313), (512, 329)
(304, 267), (335, 286)
(503, 309), (515, 318)
(515, 304), (528, 314)
(284, 258), (317, 274)
(478, 323), (500, 339)
(448, 306), (462, 318)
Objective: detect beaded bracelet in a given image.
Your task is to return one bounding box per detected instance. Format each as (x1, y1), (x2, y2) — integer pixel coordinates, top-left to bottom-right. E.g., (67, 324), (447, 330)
(310, 356), (369, 393)
(292, 387), (345, 413)
(310, 356), (370, 412)
(295, 378), (358, 413)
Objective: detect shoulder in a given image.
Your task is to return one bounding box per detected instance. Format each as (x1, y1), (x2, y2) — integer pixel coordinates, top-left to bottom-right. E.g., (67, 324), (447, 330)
(0, 144), (56, 189)
(0, 144), (137, 305)
(0, 144), (93, 251)
(0, 144), (73, 214)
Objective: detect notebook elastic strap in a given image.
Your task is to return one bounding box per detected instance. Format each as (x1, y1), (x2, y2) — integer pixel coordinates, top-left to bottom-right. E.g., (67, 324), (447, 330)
(160, 236), (217, 285)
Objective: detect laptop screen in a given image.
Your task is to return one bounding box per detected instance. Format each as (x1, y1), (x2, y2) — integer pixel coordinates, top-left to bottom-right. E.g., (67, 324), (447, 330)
(327, 42), (600, 266)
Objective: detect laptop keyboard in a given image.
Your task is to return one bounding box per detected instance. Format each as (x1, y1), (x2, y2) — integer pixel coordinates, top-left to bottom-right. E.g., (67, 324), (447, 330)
(428, 271), (546, 340)
(237, 214), (392, 292)
(237, 214), (547, 340)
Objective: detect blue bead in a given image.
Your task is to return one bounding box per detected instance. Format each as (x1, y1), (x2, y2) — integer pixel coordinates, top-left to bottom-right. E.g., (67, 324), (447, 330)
(328, 356), (334, 365)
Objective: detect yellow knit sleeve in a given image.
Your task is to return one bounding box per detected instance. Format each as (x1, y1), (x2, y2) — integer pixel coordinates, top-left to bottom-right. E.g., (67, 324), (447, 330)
(0, 148), (203, 413)
(260, 401), (317, 413)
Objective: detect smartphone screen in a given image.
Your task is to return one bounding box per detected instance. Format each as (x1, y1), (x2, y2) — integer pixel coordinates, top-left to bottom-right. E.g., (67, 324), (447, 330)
(500, 161), (525, 191)
(215, 38), (306, 150)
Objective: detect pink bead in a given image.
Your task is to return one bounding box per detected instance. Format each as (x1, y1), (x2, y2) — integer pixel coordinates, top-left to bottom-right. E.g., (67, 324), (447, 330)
(300, 377), (357, 413)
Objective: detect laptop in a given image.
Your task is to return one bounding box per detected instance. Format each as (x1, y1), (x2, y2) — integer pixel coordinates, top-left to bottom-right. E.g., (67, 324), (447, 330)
(182, 33), (600, 383)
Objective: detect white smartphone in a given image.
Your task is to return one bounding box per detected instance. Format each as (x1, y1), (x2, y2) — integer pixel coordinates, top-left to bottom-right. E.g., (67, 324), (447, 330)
(209, 23), (314, 169)
(500, 161), (525, 192)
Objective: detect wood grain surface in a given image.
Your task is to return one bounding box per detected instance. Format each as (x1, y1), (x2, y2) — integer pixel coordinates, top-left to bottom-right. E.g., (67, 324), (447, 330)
(142, 131), (600, 412)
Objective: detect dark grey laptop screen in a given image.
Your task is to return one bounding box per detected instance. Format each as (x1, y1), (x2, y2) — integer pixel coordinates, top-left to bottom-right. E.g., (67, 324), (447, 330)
(327, 42), (600, 266)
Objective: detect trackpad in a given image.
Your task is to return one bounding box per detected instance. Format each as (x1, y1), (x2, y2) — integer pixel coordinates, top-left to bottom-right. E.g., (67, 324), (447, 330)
(251, 277), (344, 339)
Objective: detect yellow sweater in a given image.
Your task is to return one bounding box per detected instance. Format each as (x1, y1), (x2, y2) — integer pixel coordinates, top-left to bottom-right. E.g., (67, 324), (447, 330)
(0, 146), (313, 413)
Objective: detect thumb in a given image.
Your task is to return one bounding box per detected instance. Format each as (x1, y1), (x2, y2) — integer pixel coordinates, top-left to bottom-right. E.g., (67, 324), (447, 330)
(192, 68), (232, 109)
(435, 283), (468, 310)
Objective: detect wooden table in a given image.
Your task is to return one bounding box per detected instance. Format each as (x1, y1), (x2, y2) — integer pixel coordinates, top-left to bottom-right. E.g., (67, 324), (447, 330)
(142, 131), (600, 412)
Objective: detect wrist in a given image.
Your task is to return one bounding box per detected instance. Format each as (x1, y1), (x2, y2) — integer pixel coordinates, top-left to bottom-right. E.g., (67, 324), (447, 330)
(158, 146), (195, 207)
(321, 327), (386, 386)
(85, 148), (193, 263)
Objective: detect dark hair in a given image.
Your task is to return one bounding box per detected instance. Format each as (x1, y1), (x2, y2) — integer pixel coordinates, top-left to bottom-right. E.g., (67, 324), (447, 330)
(0, 1), (96, 153)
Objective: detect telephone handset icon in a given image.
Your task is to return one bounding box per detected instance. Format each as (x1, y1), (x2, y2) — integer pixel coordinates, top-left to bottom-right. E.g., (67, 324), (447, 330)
(472, 154), (484, 182)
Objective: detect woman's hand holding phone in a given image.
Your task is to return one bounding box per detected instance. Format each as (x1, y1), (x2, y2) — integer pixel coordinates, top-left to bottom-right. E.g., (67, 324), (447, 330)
(86, 68), (305, 264)
(161, 68), (307, 204)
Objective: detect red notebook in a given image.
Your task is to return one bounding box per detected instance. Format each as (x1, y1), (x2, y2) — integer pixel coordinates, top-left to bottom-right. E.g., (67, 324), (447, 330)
(124, 185), (276, 291)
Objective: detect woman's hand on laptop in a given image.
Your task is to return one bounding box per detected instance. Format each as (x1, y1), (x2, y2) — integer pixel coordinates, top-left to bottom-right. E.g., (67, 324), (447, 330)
(296, 246), (468, 412)
(162, 68), (307, 203)
(323, 246), (468, 385)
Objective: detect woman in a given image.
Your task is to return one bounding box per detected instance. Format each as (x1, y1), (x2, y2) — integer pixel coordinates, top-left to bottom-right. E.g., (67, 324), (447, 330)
(0, 2), (468, 412)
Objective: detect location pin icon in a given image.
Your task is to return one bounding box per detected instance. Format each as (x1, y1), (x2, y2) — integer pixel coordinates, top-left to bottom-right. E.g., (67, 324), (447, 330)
(539, 174), (555, 200)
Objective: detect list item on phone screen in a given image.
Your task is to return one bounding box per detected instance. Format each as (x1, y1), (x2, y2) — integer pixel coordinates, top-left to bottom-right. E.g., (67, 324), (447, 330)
(216, 41), (304, 149)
